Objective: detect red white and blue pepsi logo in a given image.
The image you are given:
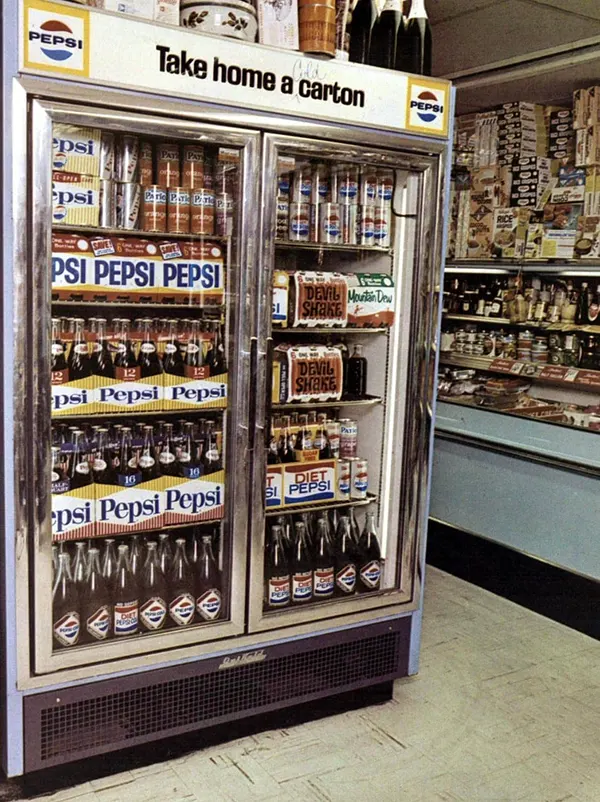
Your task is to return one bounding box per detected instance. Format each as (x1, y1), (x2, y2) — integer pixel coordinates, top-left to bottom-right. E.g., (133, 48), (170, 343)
(140, 597), (167, 630)
(197, 589), (222, 621)
(29, 20), (83, 63)
(411, 91), (444, 124)
(169, 593), (195, 626)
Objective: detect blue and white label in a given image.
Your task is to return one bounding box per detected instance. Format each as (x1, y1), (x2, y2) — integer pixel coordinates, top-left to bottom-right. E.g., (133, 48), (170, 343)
(313, 567), (334, 597)
(52, 385), (93, 414)
(114, 601), (138, 635)
(169, 593), (195, 626)
(360, 560), (381, 590)
(335, 564), (356, 594)
(284, 463), (336, 506)
(98, 382), (161, 409)
(86, 605), (111, 640)
(140, 597), (167, 630)
(268, 577), (290, 607)
(165, 379), (227, 407)
(196, 589), (222, 621)
(51, 495), (93, 537)
(54, 612), (80, 647)
(292, 571), (313, 602)
(97, 487), (161, 529)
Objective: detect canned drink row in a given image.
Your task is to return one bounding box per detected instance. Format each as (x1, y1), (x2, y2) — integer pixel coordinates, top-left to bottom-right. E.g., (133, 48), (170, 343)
(101, 182), (233, 236)
(284, 201), (391, 247)
(337, 458), (368, 500)
(278, 164), (394, 208)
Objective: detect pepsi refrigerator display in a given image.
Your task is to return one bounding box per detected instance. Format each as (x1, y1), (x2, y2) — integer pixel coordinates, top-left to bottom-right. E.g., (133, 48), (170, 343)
(0, 0), (453, 775)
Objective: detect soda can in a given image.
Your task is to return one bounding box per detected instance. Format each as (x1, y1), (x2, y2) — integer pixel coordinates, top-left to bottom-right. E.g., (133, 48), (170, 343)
(116, 182), (141, 230)
(289, 202), (310, 241)
(99, 179), (117, 228)
(139, 140), (154, 186)
(99, 132), (116, 180)
(291, 169), (312, 204)
(319, 202), (342, 244)
(341, 204), (358, 245)
(276, 197), (289, 240)
(359, 204), (375, 246)
(182, 144), (205, 189)
(278, 172), (291, 197)
(215, 192), (234, 237)
(338, 459), (350, 500)
(116, 135), (140, 183)
(167, 187), (190, 234)
(359, 167), (377, 205)
(339, 419), (358, 458)
(142, 185), (167, 233)
(376, 169), (394, 206)
(336, 163), (359, 205)
(190, 188), (215, 235)
(157, 142), (181, 188)
(350, 458), (368, 499)
(373, 204), (391, 248)
(326, 420), (340, 457)
(311, 163), (330, 203)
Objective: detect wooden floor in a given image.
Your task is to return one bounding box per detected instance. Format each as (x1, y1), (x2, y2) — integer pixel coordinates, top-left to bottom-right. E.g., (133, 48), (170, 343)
(23, 567), (600, 801)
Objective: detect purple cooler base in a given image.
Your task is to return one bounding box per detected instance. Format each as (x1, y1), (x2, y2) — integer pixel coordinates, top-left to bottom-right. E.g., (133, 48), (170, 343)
(23, 617), (411, 773)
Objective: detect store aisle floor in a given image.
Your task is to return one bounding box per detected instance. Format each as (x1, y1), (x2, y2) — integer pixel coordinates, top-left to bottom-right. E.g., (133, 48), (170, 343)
(26, 567), (600, 802)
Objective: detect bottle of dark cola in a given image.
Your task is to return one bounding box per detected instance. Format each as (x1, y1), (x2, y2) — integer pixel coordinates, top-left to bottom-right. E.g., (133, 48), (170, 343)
(368, 0), (403, 70)
(334, 516), (357, 596)
(358, 511), (382, 592)
(168, 538), (196, 627)
(139, 318), (163, 378)
(90, 317), (115, 378)
(196, 534), (222, 621)
(93, 428), (116, 485)
(158, 532), (173, 575)
(117, 427), (141, 487)
(51, 317), (69, 374)
(185, 320), (205, 376)
(67, 317), (91, 380)
(202, 421), (221, 473)
(163, 319), (185, 376)
(68, 430), (92, 491)
(291, 521), (313, 604)
(52, 552), (80, 649)
(349, 0), (378, 64)
(113, 544), (139, 637)
(158, 423), (179, 477)
(52, 445), (69, 493)
(313, 517), (335, 600)
(178, 424), (203, 479)
(81, 547), (111, 643)
(102, 538), (118, 595)
(139, 541), (168, 632)
(265, 524), (291, 608)
(395, 0), (432, 76)
(139, 425), (160, 483)
(346, 344), (367, 398)
(114, 319), (138, 372)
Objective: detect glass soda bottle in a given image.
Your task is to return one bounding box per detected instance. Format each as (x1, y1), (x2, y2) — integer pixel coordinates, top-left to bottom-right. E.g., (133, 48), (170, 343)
(52, 552), (81, 649)
(81, 547), (111, 643)
(291, 521), (313, 604)
(358, 512), (382, 592)
(113, 544), (139, 637)
(89, 317), (115, 378)
(202, 421), (221, 473)
(68, 429), (92, 491)
(67, 317), (91, 381)
(139, 318), (163, 378)
(168, 538), (196, 627)
(51, 317), (69, 374)
(102, 538), (118, 594)
(158, 532), (173, 575)
(265, 524), (291, 608)
(195, 534), (222, 621)
(139, 541), (168, 632)
(72, 541), (87, 589)
(139, 425), (160, 483)
(158, 423), (179, 477)
(163, 319), (186, 376)
(313, 517), (335, 599)
(334, 516), (357, 596)
(346, 344), (368, 399)
(93, 428), (116, 485)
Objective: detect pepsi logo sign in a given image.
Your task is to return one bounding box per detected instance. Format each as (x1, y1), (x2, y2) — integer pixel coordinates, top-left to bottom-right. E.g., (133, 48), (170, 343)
(25, 2), (88, 75)
(407, 80), (448, 134)
(29, 19), (81, 62)
(411, 91), (443, 123)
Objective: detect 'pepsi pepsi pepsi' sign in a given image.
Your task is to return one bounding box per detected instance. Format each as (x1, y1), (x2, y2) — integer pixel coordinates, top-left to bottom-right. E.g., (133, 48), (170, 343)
(21, 0), (451, 138)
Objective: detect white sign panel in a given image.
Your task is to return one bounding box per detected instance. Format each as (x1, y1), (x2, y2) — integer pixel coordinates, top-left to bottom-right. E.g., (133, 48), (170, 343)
(21, 0), (450, 138)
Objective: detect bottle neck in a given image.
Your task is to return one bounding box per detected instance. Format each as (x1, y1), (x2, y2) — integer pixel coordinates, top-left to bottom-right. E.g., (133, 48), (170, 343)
(381, 0), (402, 11)
(408, 0), (427, 19)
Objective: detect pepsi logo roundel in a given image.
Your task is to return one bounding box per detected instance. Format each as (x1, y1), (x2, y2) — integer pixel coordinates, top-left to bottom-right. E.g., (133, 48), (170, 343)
(24, 0), (89, 77)
(406, 78), (450, 136)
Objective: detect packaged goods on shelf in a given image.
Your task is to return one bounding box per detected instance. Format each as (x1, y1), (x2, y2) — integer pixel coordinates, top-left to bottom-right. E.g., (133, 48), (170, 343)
(257, 0), (299, 49)
(267, 460), (338, 507)
(85, 0), (180, 24)
(491, 208), (531, 258)
(52, 173), (101, 227)
(52, 125), (102, 176)
(574, 216), (600, 258)
(272, 344), (344, 404)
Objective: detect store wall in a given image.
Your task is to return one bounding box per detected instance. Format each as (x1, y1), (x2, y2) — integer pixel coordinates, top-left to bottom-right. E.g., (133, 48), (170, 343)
(429, 436), (600, 581)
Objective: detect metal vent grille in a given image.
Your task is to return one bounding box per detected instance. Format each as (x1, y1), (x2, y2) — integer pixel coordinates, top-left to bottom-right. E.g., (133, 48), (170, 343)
(24, 619), (410, 772)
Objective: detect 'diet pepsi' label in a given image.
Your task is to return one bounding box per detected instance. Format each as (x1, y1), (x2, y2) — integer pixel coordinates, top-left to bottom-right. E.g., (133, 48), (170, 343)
(360, 561), (381, 590)
(313, 567), (334, 597)
(335, 563), (356, 594)
(114, 601), (138, 635)
(196, 589), (222, 621)
(292, 571), (313, 602)
(86, 606), (111, 640)
(169, 593), (195, 626)
(140, 597), (167, 630)
(54, 612), (80, 647)
(268, 576), (290, 607)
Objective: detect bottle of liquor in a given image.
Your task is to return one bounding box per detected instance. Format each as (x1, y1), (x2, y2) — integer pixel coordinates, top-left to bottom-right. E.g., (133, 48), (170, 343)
(395, 0), (432, 75)
(113, 544), (139, 637)
(168, 538), (196, 627)
(89, 317), (115, 378)
(369, 0), (402, 69)
(349, 0), (378, 64)
(195, 534), (222, 621)
(334, 516), (357, 596)
(67, 317), (91, 381)
(52, 552), (80, 649)
(80, 547), (111, 643)
(346, 344), (367, 398)
(163, 319), (185, 376)
(313, 517), (335, 600)
(139, 541), (168, 632)
(576, 283), (590, 325)
(139, 318), (163, 378)
(357, 511), (382, 592)
(265, 524), (291, 608)
(580, 335), (600, 370)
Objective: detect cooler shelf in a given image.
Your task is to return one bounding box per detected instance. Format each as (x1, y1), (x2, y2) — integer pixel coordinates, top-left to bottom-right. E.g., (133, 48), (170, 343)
(265, 492), (377, 517)
(272, 327), (389, 335)
(272, 396), (383, 410)
(443, 313), (600, 334)
(52, 406), (225, 421)
(52, 299), (224, 310)
(53, 224), (230, 244)
(275, 239), (391, 255)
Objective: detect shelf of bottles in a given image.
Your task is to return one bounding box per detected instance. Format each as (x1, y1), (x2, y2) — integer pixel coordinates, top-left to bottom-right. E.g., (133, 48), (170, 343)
(50, 125), (239, 650)
(446, 260), (600, 274)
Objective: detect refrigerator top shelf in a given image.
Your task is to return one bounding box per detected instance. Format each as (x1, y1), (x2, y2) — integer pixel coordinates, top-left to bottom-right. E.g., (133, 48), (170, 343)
(275, 240), (392, 256)
(272, 327), (389, 335)
(265, 493), (378, 517)
(272, 396), (383, 410)
(52, 299), (224, 311)
(52, 224), (230, 244)
(443, 313), (600, 335)
(52, 406), (225, 421)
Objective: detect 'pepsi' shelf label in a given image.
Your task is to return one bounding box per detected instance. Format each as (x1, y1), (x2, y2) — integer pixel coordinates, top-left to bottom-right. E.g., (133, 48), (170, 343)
(282, 460), (336, 506)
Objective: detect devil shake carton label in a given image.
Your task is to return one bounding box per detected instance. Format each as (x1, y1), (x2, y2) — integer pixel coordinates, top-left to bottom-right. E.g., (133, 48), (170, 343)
(52, 124), (102, 176)
(346, 273), (395, 327)
(272, 271), (289, 327)
(283, 461), (336, 506)
(52, 172), (100, 227)
(266, 465), (283, 507)
(163, 470), (225, 525)
(163, 372), (228, 410)
(95, 477), (164, 535)
(292, 272), (348, 328)
(286, 345), (343, 403)
(52, 482), (96, 541)
(157, 241), (224, 305)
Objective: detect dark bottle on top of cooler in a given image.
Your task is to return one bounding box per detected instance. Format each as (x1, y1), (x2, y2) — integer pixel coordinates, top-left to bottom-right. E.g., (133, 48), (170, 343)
(139, 541), (168, 633)
(80, 547), (111, 643)
(195, 534), (222, 621)
(369, 0), (402, 70)
(52, 552), (80, 649)
(291, 522), (313, 604)
(313, 517), (335, 599)
(334, 516), (357, 596)
(266, 524), (291, 608)
(168, 538), (196, 627)
(395, 0), (432, 76)
(349, 0), (378, 64)
(357, 512), (382, 592)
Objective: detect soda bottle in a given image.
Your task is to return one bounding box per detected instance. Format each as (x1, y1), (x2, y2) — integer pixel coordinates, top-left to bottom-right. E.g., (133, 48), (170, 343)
(349, 0), (377, 64)
(395, 0), (432, 76)
(51, 445), (69, 493)
(102, 538), (118, 594)
(158, 532), (173, 575)
(139, 541), (168, 632)
(81, 547), (111, 643)
(195, 534), (222, 621)
(51, 317), (69, 374)
(313, 423), (332, 459)
(334, 516), (357, 596)
(177, 423), (203, 479)
(346, 344), (367, 399)
(206, 321), (226, 375)
(162, 319), (185, 376)
(358, 512), (382, 592)
(184, 320), (205, 376)
(113, 544), (139, 637)
(139, 425), (160, 482)
(275, 514), (293, 561)
(267, 421), (281, 465)
(117, 427), (141, 487)
(158, 423), (179, 477)
(67, 317), (91, 380)
(67, 430), (92, 491)
(348, 507), (361, 555)
(130, 534), (142, 578)
(114, 319), (139, 371)
(299, 512), (314, 550)
(368, 0), (402, 69)
(89, 317), (115, 378)
(294, 414), (312, 452)
(168, 538), (196, 627)
(278, 416), (296, 464)
(313, 517), (335, 600)
(52, 552), (80, 649)
(202, 421), (221, 473)
(92, 428), (116, 485)
(72, 541), (87, 589)
(291, 521), (313, 604)
(139, 318), (163, 378)
(265, 524), (290, 608)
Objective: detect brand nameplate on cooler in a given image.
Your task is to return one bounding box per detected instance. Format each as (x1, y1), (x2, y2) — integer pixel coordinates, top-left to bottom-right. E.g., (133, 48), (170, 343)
(266, 465), (283, 507)
(282, 460), (336, 506)
(163, 471), (225, 525)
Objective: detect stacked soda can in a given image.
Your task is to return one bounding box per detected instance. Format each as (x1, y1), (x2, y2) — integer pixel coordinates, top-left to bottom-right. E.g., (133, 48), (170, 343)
(276, 170), (291, 240)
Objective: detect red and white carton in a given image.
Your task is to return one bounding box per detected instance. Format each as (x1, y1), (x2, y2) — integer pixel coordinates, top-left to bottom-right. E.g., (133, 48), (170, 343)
(163, 469), (225, 525)
(51, 484), (95, 541)
(95, 475), (164, 535)
(282, 461), (337, 507)
(156, 240), (224, 305)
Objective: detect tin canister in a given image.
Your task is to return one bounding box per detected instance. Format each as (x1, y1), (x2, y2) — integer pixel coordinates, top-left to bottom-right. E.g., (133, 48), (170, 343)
(190, 189), (215, 235)
(182, 145), (205, 189)
(337, 164), (359, 205)
(339, 418), (358, 458)
(373, 204), (391, 248)
(319, 202), (342, 244)
(341, 204), (358, 245)
(276, 197), (289, 239)
(358, 204), (375, 245)
(291, 169), (313, 204)
(376, 169), (394, 205)
(215, 192), (234, 237)
(289, 201), (310, 241)
(167, 187), (190, 234)
(142, 185), (167, 233)
(350, 458), (368, 499)
(337, 459), (350, 500)
(116, 182), (141, 230)
(326, 420), (340, 457)
(99, 132), (116, 180)
(157, 142), (181, 188)
(116, 135), (140, 183)
(139, 140), (154, 186)
(99, 179), (117, 228)
(311, 163), (330, 203)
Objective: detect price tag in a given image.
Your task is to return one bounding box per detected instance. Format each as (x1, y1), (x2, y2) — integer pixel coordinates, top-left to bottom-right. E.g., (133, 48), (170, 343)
(537, 366), (570, 382)
(575, 370), (600, 388)
(564, 368), (579, 382)
(489, 358), (524, 375)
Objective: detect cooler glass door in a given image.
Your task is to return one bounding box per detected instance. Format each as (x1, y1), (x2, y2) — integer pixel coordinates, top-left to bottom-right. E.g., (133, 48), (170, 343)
(30, 99), (258, 674)
(248, 134), (442, 632)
